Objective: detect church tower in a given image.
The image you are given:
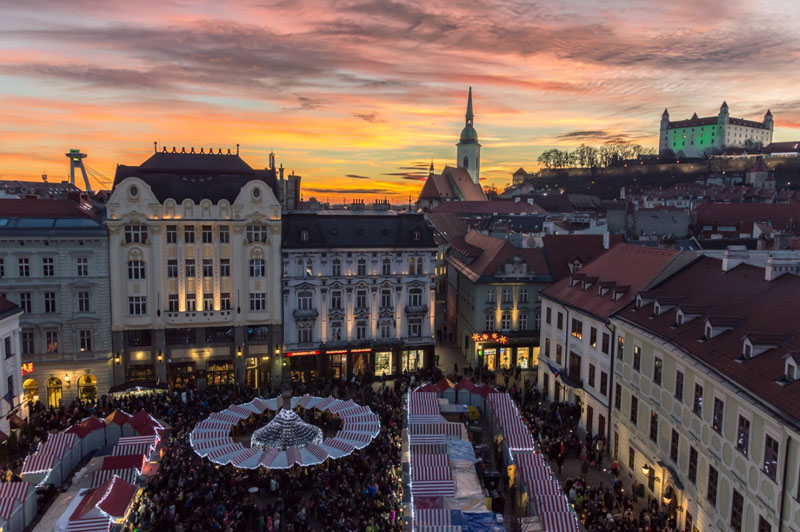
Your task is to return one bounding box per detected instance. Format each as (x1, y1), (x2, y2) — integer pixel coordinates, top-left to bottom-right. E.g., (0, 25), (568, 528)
(456, 87), (481, 184)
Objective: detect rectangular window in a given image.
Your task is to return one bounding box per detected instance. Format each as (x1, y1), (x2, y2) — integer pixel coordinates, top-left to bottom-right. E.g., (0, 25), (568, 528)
(731, 489), (743, 532)
(202, 225), (213, 243)
(3, 337), (11, 359)
(356, 289), (367, 310)
(203, 259), (213, 277)
(332, 259), (341, 277)
(693, 383), (703, 416)
(633, 345), (641, 371)
(124, 225), (147, 243)
(167, 260), (178, 278)
(249, 259), (265, 277)
(356, 320), (367, 340)
(46, 330), (58, 353)
(21, 330), (34, 355)
(331, 290), (343, 309)
(649, 410), (658, 442)
(330, 321), (342, 341)
(18, 258), (29, 277)
(653, 357), (662, 386)
(675, 370), (684, 402)
(42, 257), (54, 276)
(557, 312), (563, 330)
(600, 372), (608, 396)
(19, 293), (31, 313)
(502, 287), (512, 303)
(518, 313), (527, 330)
(713, 397), (724, 433)
(298, 324), (312, 344)
(76, 257), (88, 276)
(758, 516), (772, 532)
(670, 429), (679, 462)
(220, 293), (231, 310)
(590, 327), (597, 348)
(501, 313), (511, 331)
(0, 258), (3, 277)
(78, 291), (90, 312)
(555, 344), (562, 365)
(545, 338), (550, 358)
(381, 258), (391, 276)
(602, 332), (610, 354)
(736, 415), (750, 456)
(486, 289), (496, 304)
(246, 225), (268, 243)
(707, 465), (718, 506)
(298, 291), (313, 310)
(764, 434), (779, 480)
(546, 307), (551, 325)
(588, 364), (595, 388)
(219, 225), (230, 243)
(615, 383), (622, 410)
(186, 293), (196, 312)
(628, 446), (635, 470)
(408, 318), (422, 337)
(250, 292), (266, 311)
(571, 318), (583, 339)
(359, 259), (367, 276)
(185, 259), (195, 278)
(168, 294), (179, 312)
(688, 446), (698, 484)
(204, 293), (214, 311)
(630, 395), (638, 425)
(166, 225), (177, 243)
(184, 225), (195, 243)
(617, 336), (624, 360)
(128, 296), (147, 315)
(408, 289), (423, 307)
(380, 323), (391, 339)
(128, 260), (145, 280)
(519, 288), (528, 303)
(79, 330), (92, 352)
(44, 292), (56, 313)
(220, 259), (230, 277)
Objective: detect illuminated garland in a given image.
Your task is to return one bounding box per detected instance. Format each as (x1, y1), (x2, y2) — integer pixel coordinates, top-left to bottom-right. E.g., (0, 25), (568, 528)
(250, 409), (323, 451)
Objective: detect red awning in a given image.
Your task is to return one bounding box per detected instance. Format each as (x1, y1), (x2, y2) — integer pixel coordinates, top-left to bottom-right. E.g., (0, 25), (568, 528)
(9, 414), (25, 429)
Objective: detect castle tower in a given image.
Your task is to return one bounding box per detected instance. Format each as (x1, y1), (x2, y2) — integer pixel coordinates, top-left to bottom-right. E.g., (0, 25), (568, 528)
(456, 87), (481, 184)
(659, 109), (670, 155)
(764, 109), (774, 131)
(717, 101), (729, 146)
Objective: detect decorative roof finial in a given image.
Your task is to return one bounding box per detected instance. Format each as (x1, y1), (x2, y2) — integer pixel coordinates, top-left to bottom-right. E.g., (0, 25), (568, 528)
(466, 86), (474, 125)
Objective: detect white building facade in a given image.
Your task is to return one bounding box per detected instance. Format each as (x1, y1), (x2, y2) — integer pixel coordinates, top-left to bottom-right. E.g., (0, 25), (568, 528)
(0, 298), (25, 435)
(281, 212), (437, 382)
(0, 198), (112, 408)
(107, 150), (283, 390)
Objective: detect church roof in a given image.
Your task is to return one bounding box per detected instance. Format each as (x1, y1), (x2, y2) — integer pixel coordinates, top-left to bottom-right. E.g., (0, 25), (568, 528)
(513, 167), (528, 176)
(749, 158), (771, 173)
(418, 166), (486, 203)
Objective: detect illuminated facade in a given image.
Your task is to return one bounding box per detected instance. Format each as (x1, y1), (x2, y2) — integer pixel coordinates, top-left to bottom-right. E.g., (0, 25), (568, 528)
(660, 102), (773, 158)
(107, 149), (283, 389)
(0, 298), (25, 434)
(281, 211), (437, 382)
(0, 198), (113, 407)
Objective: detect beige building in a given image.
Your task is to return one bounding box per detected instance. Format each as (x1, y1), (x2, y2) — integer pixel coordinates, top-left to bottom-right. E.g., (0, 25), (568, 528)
(610, 253), (800, 532)
(107, 148), (283, 390)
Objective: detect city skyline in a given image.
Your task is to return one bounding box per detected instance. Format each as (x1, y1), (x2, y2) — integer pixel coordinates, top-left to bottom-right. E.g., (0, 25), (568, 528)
(2, 0), (800, 199)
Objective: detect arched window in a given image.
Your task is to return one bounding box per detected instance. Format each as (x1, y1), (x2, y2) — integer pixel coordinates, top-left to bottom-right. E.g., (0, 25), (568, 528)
(78, 374), (97, 402)
(47, 377), (62, 408)
(463, 156), (469, 169)
(300, 229), (310, 242)
(24, 378), (38, 404)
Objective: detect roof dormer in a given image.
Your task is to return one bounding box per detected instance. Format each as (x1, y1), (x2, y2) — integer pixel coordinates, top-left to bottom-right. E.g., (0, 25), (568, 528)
(677, 305), (708, 326)
(598, 281), (616, 296)
(742, 333), (791, 359)
(613, 285), (629, 302)
(636, 291), (660, 309)
(784, 354), (798, 384)
(654, 297), (684, 316)
(581, 276), (598, 291)
(704, 316), (744, 340)
(569, 273), (586, 287)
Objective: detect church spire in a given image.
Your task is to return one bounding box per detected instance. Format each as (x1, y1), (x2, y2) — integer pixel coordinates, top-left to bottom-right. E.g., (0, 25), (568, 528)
(466, 86), (474, 126)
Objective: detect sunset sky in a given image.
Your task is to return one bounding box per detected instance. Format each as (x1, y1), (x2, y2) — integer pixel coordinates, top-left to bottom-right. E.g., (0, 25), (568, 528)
(2, 0), (800, 200)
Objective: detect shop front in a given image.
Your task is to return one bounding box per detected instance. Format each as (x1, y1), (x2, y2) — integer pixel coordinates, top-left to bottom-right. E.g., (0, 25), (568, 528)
(475, 332), (539, 372)
(401, 349), (424, 372)
(374, 350), (393, 378)
(325, 349), (348, 380)
(126, 363), (156, 382)
(206, 360), (235, 387)
(244, 357), (259, 388)
(168, 362), (196, 390)
(286, 349), (320, 383)
(350, 348), (371, 379)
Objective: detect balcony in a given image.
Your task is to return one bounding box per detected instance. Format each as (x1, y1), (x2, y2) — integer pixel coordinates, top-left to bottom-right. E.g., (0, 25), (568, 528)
(404, 304), (429, 314)
(293, 308), (319, 319)
(559, 371), (583, 390)
(164, 310), (233, 325)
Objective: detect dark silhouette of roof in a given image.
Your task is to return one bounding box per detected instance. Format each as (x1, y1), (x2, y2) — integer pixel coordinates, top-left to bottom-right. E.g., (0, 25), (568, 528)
(282, 212), (436, 249)
(113, 151), (278, 203)
(0, 297), (22, 321)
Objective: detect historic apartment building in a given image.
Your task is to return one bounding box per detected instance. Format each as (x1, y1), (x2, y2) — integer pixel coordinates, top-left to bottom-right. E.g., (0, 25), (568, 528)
(610, 253), (800, 532)
(107, 148), (283, 390)
(0, 297), (25, 435)
(0, 198), (112, 407)
(660, 102), (774, 158)
(281, 211), (437, 382)
(537, 244), (688, 442)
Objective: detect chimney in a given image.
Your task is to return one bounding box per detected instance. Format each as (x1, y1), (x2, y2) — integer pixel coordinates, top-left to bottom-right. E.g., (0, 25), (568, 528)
(602, 230), (610, 250)
(773, 231), (790, 250)
(527, 198), (534, 205)
(757, 235), (767, 250)
(765, 253), (800, 281)
(721, 246), (749, 272)
(514, 197), (520, 203)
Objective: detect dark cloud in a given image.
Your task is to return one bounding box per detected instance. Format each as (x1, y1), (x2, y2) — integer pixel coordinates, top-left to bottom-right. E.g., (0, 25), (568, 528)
(352, 111), (383, 122)
(345, 174), (371, 179)
(1, 63), (168, 90)
(556, 130), (638, 144)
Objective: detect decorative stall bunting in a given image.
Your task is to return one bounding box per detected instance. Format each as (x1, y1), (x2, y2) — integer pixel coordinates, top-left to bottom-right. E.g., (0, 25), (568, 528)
(190, 395), (380, 470)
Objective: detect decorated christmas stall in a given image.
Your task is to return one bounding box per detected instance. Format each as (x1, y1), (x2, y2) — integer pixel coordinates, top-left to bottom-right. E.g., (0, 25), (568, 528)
(104, 410), (134, 445)
(56, 474), (138, 532)
(0, 495), (23, 532)
(0, 481), (36, 528)
(66, 416), (107, 457)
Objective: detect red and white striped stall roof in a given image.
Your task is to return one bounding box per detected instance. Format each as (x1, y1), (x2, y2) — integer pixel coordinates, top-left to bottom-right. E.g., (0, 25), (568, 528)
(416, 527), (462, 532)
(408, 433), (446, 445)
(410, 443), (448, 455)
(21, 452), (55, 474)
(193, 437), (233, 452)
(225, 404), (254, 419)
(41, 433), (77, 458)
(410, 479), (456, 498)
(91, 468), (138, 488)
(207, 443), (245, 463)
(112, 443), (152, 457)
(415, 508), (451, 525)
(413, 454), (450, 469)
(505, 431), (536, 450)
(541, 511), (580, 532)
(230, 447), (261, 467)
(314, 396), (336, 411)
(329, 399), (358, 413)
(408, 422), (461, 436)
(285, 446), (301, 466)
(0, 481), (32, 500)
(259, 448), (279, 468)
(525, 477), (562, 496)
(66, 517), (112, 532)
(304, 444), (330, 463)
(322, 438), (355, 454)
(409, 392), (440, 416)
(513, 452), (547, 469)
(193, 420), (233, 431)
(535, 495), (572, 514)
(0, 497), (17, 519)
(335, 431), (374, 444)
(208, 412), (241, 424)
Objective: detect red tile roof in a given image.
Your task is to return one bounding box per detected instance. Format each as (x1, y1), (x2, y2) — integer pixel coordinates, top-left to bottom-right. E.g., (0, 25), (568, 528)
(541, 244), (682, 320)
(425, 212), (468, 243)
(0, 297), (21, 320)
(764, 141), (800, 154)
(615, 257), (800, 425)
(749, 158), (771, 173)
(449, 231), (549, 282)
(696, 203), (800, 234)
(541, 234), (619, 280)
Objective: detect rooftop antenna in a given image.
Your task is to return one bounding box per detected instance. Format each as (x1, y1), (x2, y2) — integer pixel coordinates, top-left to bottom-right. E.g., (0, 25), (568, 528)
(65, 149), (92, 192)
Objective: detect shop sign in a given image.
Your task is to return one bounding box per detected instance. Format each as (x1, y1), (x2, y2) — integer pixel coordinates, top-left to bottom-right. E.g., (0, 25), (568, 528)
(21, 362), (34, 376)
(325, 349), (348, 355)
(351, 348), (372, 353)
(471, 332), (508, 344)
(285, 350), (320, 357)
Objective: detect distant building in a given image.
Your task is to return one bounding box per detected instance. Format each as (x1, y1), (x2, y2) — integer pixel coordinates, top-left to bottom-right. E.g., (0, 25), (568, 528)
(512, 167), (530, 185)
(660, 102), (773, 158)
(416, 165), (486, 212)
(457, 87), (481, 184)
(695, 203), (800, 239)
(0, 297), (25, 436)
(745, 158), (775, 190)
(0, 179), (81, 200)
(0, 198), (112, 407)
(107, 148), (283, 390)
(281, 211), (437, 381)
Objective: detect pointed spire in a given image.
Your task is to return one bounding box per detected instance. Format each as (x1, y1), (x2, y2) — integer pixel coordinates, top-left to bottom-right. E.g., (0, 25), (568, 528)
(662, 108), (669, 117)
(429, 159), (434, 175)
(465, 86), (474, 125)
(720, 100), (728, 110)
(765, 109), (773, 117)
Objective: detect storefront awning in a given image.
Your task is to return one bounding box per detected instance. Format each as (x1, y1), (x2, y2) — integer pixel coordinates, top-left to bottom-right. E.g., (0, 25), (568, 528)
(108, 380), (168, 394)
